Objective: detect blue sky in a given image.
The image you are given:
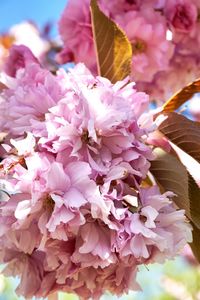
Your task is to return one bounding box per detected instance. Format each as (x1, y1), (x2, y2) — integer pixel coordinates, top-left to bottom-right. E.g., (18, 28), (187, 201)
(0, 0), (67, 36)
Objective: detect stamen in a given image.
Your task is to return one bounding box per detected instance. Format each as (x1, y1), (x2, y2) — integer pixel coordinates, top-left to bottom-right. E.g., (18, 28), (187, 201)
(132, 39), (147, 55)
(43, 195), (55, 212)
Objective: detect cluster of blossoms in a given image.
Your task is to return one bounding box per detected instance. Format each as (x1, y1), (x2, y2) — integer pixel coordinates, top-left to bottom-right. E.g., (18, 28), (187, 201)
(57, 0), (200, 102)
(0, 21), (53, 72)
(0, 46), (192, 299)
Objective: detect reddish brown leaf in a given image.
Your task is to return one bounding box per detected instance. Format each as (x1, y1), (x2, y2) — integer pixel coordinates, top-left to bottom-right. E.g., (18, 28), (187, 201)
(90, 0), (132, 83)
(162, 78), (200, 112)
(151, 148), (200, 230)
(150, 148), (192, 219)
(159, 112), (200, 163)
(154, 113), (200, 229)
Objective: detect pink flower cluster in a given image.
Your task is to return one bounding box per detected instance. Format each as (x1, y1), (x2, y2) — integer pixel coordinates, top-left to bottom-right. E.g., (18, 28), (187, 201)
(0, 46), (192, 299)
(58, 0), (200, 102)
(0, 21), (50, 71)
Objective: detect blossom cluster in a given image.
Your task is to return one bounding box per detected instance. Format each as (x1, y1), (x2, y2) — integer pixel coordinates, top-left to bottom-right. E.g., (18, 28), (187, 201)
(0, 21), (50, 70)
(0, 46), (192, 299)
(58, 0), (200, 102)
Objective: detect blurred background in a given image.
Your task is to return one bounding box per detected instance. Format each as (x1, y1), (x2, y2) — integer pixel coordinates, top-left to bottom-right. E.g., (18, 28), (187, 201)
(0, 0), (66, 35)
(0, 1), (199, 300)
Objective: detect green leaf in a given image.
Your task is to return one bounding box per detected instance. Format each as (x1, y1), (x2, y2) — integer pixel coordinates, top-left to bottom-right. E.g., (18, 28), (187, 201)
(90, 0), (132, 83)
(162, 78), (200, 112)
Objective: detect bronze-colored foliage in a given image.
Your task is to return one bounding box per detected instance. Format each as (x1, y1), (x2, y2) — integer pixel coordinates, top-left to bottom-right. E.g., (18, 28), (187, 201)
(150, 148), (191, 222)
(152, 101), (200, 262)
(158, 112), (200, 185)
(152, 114), (200, 230)
(90, 0), (132, 83)
(162, 78), (200, 112)
(158, 113), (200, 163)
(151, 149), (200, 261)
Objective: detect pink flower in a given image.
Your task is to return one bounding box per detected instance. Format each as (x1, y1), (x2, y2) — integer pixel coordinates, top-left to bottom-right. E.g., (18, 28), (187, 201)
(164, 0), (198, 33)
(0, 53), (66, 136)
(57, 0), (175, 83)
(1, 245), (55, 299)
(137, 54), (200, 102)
(99, 0), (141, 16)
(0, 48), (192, 299)
(4, 45), (39, 77)
(0, 146), (112, 243)
(0, 21), (50, 72)
(8, 21), (50, 59)
(56, 0), (200, 104)
(113, 186), (192, 263)
(116, 10), (174, 82)
(57, 0), (97, 71)
(39, 64), (153, 180)
(72, 221), (117, 269)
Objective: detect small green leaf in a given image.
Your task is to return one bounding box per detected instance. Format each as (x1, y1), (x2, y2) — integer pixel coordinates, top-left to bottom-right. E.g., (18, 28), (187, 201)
(162, 78), (200, 112)
(90, 0), (132, 83)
